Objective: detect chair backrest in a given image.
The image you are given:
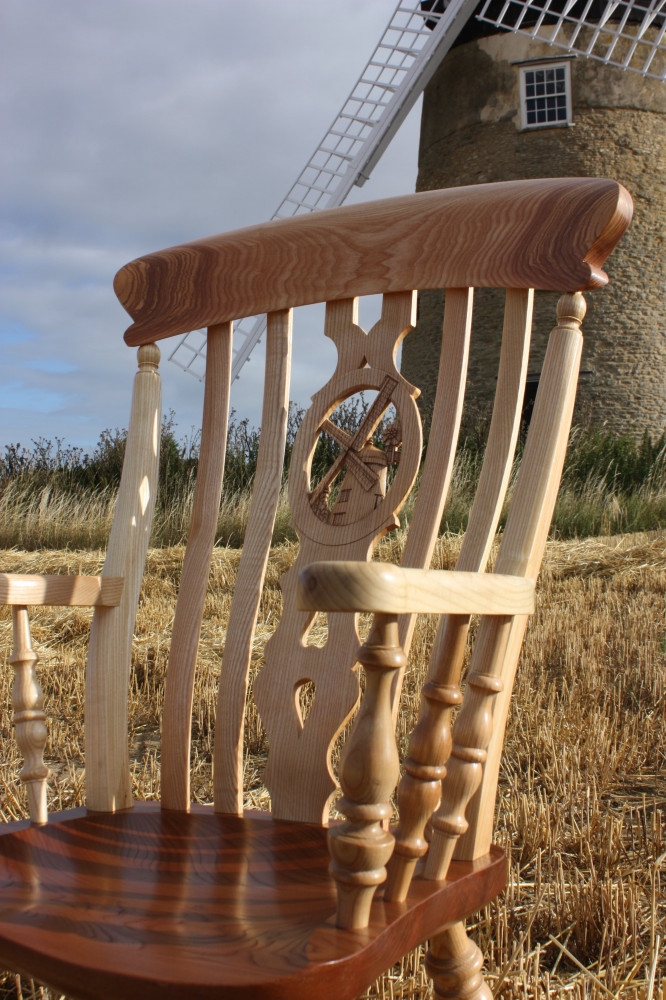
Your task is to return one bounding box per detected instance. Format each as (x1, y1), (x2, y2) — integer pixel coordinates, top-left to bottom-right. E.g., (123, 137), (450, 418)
(78, 177), (631, 840)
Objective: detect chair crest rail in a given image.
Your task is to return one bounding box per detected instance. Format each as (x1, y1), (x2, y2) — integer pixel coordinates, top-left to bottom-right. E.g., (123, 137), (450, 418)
(115, 178), (631, 345)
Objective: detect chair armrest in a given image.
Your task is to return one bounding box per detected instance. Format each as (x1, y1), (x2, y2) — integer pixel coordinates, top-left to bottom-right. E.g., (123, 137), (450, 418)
(0, 574), (123, 607)
(298, 562), (534, 616)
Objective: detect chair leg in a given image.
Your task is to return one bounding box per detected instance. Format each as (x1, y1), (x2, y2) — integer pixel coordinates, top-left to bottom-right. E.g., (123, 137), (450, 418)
(426, 921), (492, 1000)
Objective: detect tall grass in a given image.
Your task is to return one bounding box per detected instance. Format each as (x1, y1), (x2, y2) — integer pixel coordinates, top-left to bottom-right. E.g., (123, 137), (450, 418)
(1, 419), (664, 550)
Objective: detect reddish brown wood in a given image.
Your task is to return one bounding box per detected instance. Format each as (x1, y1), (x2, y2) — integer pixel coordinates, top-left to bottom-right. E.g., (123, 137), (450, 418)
(115, 178), (632, 346)
(0, 803), (505, 1000)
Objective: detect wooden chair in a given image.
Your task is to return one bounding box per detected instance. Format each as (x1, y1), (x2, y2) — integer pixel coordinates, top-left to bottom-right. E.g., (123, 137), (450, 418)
(0, 178), (632, 1000)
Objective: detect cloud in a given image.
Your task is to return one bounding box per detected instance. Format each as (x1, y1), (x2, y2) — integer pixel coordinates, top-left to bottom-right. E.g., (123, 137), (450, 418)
(1, 0), (421, 449)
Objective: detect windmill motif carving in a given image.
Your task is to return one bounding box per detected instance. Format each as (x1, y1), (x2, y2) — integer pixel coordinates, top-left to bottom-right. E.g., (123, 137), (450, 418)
(308, 381), (403, 526)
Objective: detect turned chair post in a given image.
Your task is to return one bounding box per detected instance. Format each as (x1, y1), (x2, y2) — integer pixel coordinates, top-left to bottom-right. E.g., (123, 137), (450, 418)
(426, 922), (493, 1000)
(86, 343), (161, 812)
(327, 612), (406, 929)
(10, 606), (49, 824)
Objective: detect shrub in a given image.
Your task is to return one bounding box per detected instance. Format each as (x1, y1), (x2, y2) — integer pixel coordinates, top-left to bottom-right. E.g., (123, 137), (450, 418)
(0, 416), (664, 549)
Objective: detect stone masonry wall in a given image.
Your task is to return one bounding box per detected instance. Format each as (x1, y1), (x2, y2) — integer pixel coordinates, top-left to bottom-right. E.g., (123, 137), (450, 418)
(401, 31), (666, 438)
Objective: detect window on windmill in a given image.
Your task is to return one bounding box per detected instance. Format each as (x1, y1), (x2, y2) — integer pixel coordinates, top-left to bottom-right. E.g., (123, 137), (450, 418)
(520, 62), (572, 130)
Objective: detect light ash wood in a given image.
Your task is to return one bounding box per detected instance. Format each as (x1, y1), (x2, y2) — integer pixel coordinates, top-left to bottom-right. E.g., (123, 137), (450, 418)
(86, 344), (161, 812)
(255, 293), (422, 824)
(455, 292), (587, 863)
(425, 293), (586, 881)
(115, 179), (632, 345)
(395, 287), (473, 659)
(10, 607), (49, 824)
(327, 614), (405, 929)
(457, 288), (534, 573)
(213, 310), (292, 815)
(0, 180), (635, 1000)
(426, 922), (493, 1000)
(299, 564), (535, 615)
(0, 574), (123, 607)
(162, 324), (233, 811)
(385, 287), (532, 900)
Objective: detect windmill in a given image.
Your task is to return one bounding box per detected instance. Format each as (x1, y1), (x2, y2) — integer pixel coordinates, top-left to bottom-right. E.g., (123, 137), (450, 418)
(169, 0), (665, 433)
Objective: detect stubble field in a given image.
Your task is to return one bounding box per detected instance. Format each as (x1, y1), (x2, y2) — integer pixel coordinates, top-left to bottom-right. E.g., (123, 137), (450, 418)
(1, 530), (664, 999)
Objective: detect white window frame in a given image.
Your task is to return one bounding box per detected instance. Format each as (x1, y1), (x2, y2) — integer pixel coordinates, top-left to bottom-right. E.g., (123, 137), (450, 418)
(519, 61), (573, 130)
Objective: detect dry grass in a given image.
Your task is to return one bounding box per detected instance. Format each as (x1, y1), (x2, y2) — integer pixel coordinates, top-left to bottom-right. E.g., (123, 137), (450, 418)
(1, 531), (664, 999)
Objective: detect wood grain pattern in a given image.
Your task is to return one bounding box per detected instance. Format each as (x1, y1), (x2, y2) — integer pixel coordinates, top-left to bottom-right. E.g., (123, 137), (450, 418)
(0, 804), (505, 1000)
(327, 614), (405, 929)
(213, 310), (292, 815)
(454, 293), (587, 863)
(162, 324), (233, 811)
(395, 287), (473, 658)
(385, 287), (532, 900)
(2, 180), (635, 1000)
(115, 179), (632, 346)
(427, 922), (493, 1000)
(254, 293), (422, 824)
(0, 574), (123, 607)
(86, 344), (161, 812)
(298, 563), (535, 616)
(10, 608), (48, 824)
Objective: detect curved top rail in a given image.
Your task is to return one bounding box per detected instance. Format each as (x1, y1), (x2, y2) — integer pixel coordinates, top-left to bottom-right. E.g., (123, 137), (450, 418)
(116, 178), (632, 346)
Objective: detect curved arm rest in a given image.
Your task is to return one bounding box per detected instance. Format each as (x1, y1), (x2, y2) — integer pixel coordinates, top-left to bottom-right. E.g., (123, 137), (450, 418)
(0, 574), (123, 607)
(298, 562), (534, 616)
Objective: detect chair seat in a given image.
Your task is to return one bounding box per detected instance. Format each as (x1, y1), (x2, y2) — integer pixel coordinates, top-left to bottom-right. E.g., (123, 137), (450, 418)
(0, 803), (505, 1000)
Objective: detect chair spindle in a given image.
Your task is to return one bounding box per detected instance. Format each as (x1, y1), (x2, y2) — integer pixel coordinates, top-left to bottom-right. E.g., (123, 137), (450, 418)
(10, 606), (49, 824)
(385, 287), (532, 901)
(328, 612), (406, 929)
(425, 292), (586, 880)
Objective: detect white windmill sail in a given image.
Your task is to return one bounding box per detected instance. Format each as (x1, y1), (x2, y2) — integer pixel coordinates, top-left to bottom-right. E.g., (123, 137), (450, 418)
(476, 0), (665, 77)
(170, 0), (665, 381)
(168, 0), (480, 381)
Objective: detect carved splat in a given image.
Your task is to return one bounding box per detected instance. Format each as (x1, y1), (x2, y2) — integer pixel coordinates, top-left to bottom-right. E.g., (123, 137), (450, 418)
(254, 292), (422, 823)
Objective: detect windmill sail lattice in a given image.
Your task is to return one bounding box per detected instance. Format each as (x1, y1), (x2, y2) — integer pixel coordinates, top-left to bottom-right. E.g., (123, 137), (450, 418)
(168, 0), (480, 380)
(477, 0), (665, 78)
(169, 0), (664, 381)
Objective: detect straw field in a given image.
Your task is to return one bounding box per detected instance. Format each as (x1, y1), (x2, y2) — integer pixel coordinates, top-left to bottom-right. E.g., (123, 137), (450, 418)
(1, 530), (665, 999)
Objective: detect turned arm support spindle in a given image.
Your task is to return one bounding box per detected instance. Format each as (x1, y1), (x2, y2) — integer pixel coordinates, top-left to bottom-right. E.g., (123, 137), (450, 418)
(424, 292), (587, 883)
(384, 615), (466, 901)
(327, 612), (406, 930)
(10, 606), (49, 824)
(299, 559), (535, 904)
(423, 616), (510, 882)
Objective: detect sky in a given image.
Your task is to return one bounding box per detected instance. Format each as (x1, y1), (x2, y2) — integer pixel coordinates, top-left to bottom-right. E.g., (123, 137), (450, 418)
(0, 1), (424, 454)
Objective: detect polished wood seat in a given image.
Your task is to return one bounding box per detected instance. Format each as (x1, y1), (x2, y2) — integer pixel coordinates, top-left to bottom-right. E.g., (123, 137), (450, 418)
(0, 178), (632, 999)
(0, 805), (504, 1000)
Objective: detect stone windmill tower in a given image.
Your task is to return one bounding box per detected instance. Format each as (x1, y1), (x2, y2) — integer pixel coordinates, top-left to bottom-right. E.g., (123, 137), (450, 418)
(403, 0), (665, 435)
(171, 0), (665, 436)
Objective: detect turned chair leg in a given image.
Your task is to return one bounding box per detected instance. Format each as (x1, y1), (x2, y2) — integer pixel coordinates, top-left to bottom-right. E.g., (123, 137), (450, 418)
(426, 921), (492, 1000)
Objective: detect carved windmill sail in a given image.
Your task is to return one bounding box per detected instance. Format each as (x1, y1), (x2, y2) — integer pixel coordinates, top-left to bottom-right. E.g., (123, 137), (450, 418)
(169, 0), (664, 383)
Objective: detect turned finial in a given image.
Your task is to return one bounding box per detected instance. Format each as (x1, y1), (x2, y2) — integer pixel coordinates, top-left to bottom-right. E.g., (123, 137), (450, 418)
(556, 292), (586, 330)
(137, 343), (161, 372)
